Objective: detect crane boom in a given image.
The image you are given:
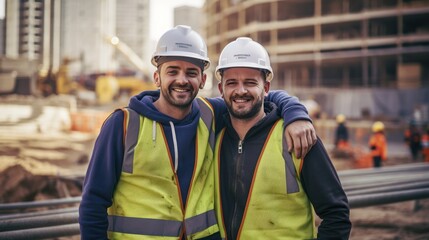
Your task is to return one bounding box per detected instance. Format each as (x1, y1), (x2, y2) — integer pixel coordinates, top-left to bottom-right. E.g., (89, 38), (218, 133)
(106, 36), (151, 77)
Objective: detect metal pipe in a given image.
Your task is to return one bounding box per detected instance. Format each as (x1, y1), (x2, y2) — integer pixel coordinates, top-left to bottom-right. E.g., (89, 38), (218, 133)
(349, 188), (429, 208)
(343, 179), (429, 192)
(0, 212), (78, 232)
(339, 162), (429, 177)
(0, 223), (80, 240)
(0, 207), (78, 221)
(0, 197), (81, 211)
(346, 181), (429, 196)
(341, 172), (429, 187)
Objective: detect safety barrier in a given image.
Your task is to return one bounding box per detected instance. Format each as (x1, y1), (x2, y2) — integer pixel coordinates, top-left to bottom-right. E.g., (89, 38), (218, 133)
(0, 162), (428, 239)
(70, 110), (110, 133)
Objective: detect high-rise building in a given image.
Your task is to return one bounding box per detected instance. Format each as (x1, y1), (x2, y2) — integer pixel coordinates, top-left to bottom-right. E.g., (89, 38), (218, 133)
(115, 0), (150, 72)
(4, 0), (151, 77)
(204, 0), (429, 119)
(174, 5), (203, 34)
(61, 0), (116, 75)
(5, 0), (45, 60)
(0, 18), (4, 55)
(4, 0), (60, 76)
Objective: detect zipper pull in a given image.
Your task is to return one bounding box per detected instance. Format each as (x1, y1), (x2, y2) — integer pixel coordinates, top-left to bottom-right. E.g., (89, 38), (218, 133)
(238, 140), (243, 154)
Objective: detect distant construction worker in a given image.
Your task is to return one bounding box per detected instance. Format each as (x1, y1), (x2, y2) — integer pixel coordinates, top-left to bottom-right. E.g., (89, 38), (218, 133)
(369, 121), (387, 168)
(404, 121), (422, 161)
(422, 125), (429, 163)
(335, 114), (349, 150)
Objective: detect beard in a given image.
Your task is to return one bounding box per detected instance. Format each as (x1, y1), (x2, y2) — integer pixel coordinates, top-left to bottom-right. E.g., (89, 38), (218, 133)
(225, 94), (263, 120)
(159, 78), (197, 109)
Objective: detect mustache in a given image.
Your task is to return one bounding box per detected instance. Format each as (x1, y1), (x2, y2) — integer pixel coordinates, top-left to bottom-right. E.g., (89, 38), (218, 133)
(231, 93), (253, 100)
(170, 83), (194, 90)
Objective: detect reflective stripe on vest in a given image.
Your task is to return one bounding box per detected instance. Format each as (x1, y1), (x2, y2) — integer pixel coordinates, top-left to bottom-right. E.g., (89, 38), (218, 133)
(107, 209), (217, 236)
(122, 107), (140, 173)
(108, 215), (181, 236)
(282, 132), (300, 193)
(197, 97), (215, 151)
(184, 209), (217, 235)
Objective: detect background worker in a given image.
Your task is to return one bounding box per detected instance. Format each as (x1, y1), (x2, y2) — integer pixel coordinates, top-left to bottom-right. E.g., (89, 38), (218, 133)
(335, 113), (349, 150)
(214, 37), (351, 239)
(422, 125), (429, 162)
(79, 26), (317, 239)
(404, 121), (422, 161)
(369, 121), (388, 168)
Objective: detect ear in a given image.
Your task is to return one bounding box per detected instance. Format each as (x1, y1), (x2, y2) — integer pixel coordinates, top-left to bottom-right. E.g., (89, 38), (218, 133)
(218, 82), (224, 98)
(199, 73), (207, 89)
(153, 71), (160, 87)
(264, 81), (270, 97)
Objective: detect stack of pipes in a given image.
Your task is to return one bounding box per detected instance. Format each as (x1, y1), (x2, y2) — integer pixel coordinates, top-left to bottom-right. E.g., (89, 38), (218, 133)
(0, 163), (428, 239)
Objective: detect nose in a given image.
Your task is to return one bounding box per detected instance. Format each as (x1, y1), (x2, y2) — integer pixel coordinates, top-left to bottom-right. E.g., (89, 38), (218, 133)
(235, 82), (247, 94)
(175, 72), (188, 85)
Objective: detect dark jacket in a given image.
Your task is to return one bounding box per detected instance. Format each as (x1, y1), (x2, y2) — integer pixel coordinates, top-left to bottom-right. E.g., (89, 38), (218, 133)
(218, 102), (351, 240)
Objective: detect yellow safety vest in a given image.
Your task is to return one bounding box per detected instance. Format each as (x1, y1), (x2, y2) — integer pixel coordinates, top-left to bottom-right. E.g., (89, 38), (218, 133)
(214, 120), (316, 240)
(108, 98), (219, 239)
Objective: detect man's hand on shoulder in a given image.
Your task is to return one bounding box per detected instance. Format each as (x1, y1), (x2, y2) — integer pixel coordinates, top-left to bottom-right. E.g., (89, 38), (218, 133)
(285, 120), (317, 159)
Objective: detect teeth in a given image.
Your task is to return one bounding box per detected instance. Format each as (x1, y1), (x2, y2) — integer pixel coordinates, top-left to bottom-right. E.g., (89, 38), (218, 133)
(234, 99), (249, 103)
(173, 88), (188, 92)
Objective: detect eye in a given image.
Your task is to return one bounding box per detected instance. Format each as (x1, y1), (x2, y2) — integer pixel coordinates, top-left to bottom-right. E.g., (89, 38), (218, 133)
(167, 69), (178, 75)
(245, 81), (258, 86)
(225, 81), (236, 86)
(187, 71), (199, 77)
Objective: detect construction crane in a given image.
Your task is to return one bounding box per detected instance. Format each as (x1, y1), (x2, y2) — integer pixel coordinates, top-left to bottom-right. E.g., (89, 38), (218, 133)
(106, 35), (151, 77)
(95, 35), (156, 104)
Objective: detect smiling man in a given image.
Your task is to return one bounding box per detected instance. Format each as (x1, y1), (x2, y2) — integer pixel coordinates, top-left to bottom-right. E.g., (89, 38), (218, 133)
(214, 37), (351, 240)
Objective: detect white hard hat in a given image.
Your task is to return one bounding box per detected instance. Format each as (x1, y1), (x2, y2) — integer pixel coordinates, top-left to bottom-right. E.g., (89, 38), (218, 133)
(151, 25), (210, 70)
(215, 37), (273, 81)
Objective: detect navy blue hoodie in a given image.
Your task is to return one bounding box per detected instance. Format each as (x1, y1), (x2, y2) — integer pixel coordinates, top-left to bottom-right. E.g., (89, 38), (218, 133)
(79, 90), (310, 239)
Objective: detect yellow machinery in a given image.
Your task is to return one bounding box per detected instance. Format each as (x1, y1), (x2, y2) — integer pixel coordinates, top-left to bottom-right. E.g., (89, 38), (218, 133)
(38, 36), (157, 103)
(94, 35), (156, 103)
(95, 75), (156, 104)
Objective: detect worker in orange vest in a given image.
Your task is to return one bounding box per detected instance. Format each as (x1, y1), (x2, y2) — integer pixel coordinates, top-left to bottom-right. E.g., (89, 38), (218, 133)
(369, 121), (387, 168)
(422, 125), (429, 163)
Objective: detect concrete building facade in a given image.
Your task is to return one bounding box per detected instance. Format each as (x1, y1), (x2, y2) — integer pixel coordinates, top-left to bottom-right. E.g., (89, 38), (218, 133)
(174, 6), (204, 35)
(115, 0), (150, 71)
(203, 0), (429, 120)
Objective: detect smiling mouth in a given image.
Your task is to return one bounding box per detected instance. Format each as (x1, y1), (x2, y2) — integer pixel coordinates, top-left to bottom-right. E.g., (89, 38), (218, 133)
(233, 97), (252, 103)
(172, 87), (191, 93)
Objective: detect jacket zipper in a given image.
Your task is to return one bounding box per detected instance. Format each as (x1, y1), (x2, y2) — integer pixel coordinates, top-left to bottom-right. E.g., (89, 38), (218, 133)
(231, 139), (244, 239)
(238, 140), (243, 153)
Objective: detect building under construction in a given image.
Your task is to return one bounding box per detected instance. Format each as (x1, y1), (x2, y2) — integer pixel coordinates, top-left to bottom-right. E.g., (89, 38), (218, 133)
(203, 0), (429, 120)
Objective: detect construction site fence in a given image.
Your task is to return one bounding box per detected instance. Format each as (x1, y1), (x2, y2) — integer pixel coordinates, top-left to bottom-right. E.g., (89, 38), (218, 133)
(0, 162), (428, 239)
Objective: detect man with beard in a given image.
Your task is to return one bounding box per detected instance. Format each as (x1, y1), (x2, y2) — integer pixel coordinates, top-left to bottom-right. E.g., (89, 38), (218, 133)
(79, 26), (317, 239)
(214, 37), (351, 239)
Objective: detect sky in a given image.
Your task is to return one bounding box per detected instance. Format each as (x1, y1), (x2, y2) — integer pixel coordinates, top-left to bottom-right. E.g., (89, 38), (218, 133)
(150, 0), (204, 41)
(0, 0), (204, 41)
(0, 0), (3, 19)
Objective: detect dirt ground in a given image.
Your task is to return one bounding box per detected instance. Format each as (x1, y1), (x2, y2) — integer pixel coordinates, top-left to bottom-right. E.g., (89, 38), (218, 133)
(0, 130), (429, 239)
(332, 154), (429, 240)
